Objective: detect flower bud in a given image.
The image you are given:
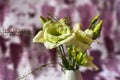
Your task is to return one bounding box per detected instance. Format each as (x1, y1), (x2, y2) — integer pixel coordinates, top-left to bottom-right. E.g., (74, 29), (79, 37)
(89, 15), (100, 29)
(91, 15), (100, 24)
(93, 20), (103, 39)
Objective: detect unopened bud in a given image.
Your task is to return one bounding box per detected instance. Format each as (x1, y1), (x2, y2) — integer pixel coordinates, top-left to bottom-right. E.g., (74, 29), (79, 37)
(93, 20), (103, 39)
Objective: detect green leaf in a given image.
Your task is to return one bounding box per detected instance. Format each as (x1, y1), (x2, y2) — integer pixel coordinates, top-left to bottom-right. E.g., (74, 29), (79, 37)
(62, 56), (70, 69)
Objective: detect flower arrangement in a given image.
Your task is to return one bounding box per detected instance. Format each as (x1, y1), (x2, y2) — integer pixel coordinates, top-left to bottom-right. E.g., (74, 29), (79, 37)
(33, 15), (103, 71)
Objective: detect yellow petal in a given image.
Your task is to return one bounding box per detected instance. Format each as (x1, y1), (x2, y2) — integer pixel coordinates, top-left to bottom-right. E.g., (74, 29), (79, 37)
(33, 31), (45, 43)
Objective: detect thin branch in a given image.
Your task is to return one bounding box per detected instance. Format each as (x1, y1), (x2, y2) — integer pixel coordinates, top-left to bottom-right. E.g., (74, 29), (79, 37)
(16, 62), (60, 80)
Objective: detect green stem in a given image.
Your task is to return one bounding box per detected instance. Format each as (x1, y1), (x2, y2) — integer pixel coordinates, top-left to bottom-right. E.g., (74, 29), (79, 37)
(61, 45), (66, 56)
(58, 45), (69, 69)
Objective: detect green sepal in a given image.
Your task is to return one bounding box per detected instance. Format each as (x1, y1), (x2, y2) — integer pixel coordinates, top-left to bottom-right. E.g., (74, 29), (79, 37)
(76, 52), (83, 65)
(40, 16), (46, 24)
(46, 16), (51, 21)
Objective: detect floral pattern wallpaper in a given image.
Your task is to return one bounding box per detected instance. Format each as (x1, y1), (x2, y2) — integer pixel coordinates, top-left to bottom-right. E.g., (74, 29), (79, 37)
(0, 0), (120, 80)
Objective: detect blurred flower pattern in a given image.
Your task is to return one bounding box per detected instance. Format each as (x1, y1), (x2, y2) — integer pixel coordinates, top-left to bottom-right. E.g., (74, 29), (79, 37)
(0, 0), (120, 80)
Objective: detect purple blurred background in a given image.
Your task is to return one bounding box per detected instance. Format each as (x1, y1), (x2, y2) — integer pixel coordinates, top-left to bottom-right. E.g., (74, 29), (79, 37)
(0, 0), (120, 80)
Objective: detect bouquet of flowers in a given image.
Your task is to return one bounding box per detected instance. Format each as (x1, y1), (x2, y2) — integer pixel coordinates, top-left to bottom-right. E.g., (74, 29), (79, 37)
(33, 15), (103, 71)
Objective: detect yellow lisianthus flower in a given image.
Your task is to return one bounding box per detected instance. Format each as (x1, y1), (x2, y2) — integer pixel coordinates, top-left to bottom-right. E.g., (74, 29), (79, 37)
(33, 18), (74, 49)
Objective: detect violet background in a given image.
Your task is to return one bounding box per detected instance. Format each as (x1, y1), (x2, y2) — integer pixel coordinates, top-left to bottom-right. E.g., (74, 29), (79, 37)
(0, 0), (120, 80)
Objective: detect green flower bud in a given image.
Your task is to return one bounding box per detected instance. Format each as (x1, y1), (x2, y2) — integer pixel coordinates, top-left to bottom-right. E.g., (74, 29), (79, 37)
(76, 52), (83, 64)
(89, 15), (100, 29)
(93, 20), (103, 39)
(91, 15), (100, 25)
